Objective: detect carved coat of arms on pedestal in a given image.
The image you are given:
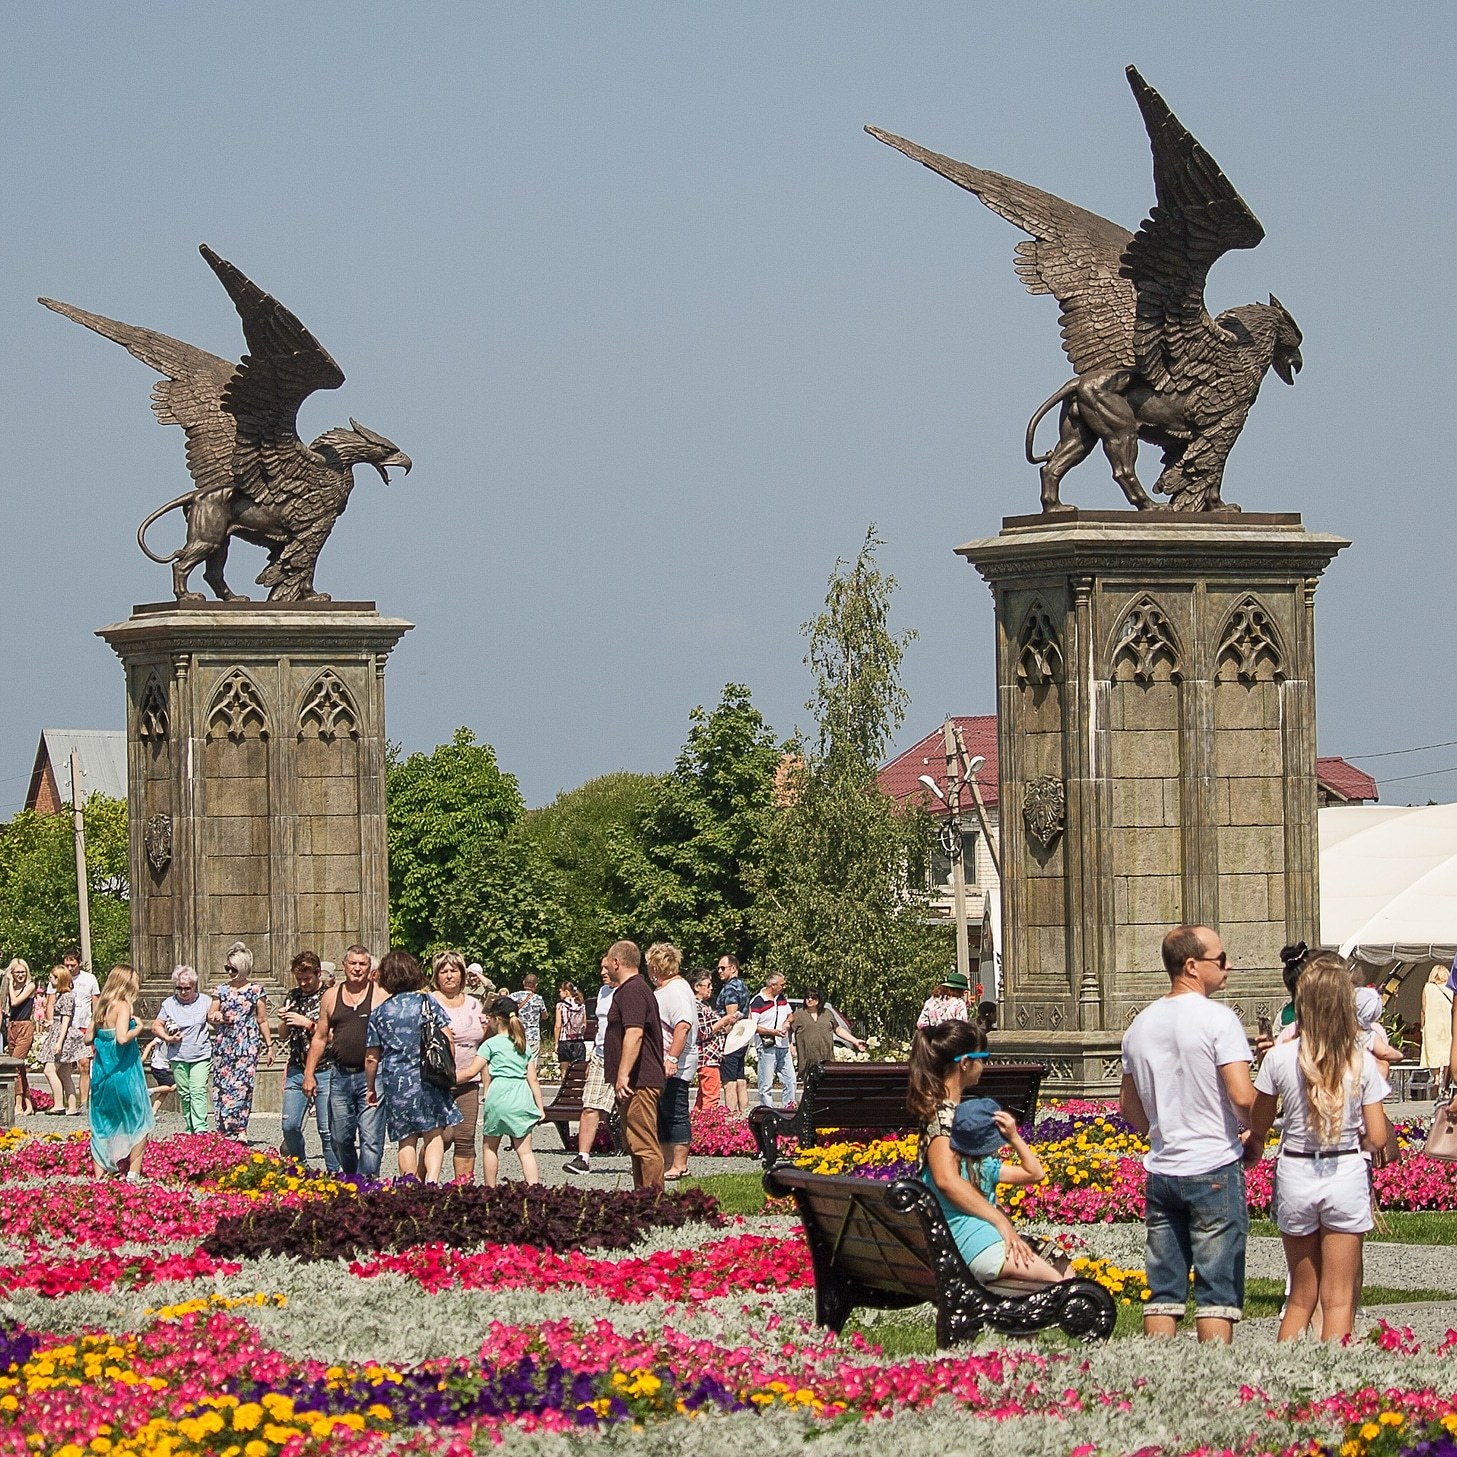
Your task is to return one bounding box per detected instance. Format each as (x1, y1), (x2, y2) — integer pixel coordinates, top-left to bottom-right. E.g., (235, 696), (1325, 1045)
(1023, 777), (1066, 849)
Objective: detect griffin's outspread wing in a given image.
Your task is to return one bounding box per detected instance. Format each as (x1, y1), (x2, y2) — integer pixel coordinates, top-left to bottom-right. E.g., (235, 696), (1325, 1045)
(199, 244), (345, 510)
(1121, 67), (1266, 401)
(37, 297), (237, 498)
(866, 126), (1136, 376)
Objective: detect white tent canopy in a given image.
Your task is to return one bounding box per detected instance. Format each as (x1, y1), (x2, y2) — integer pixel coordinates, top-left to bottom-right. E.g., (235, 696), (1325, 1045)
(1319, 803), (1457, 967)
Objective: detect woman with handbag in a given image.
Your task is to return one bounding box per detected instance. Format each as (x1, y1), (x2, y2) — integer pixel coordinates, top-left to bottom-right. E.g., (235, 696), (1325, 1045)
(363, 949), (461, 1182)
(1247, 953), (1391, 1341)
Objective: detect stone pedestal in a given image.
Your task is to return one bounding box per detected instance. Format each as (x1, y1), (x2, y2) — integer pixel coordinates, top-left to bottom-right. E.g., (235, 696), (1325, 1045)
(958, 511), (1347, 1095)
(97, 602), (412, 1015)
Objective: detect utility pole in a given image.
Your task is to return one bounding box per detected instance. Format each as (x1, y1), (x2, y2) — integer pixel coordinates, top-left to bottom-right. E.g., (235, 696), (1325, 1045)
(69, 750), (93, 969)
(952, 724), (1002, 879)
(941, 719), (971, 987)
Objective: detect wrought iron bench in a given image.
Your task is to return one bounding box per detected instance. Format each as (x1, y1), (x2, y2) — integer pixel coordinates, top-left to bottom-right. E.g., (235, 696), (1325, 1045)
(748, 1059), (1046, 1169)
(765, 1166), (1116, 1346)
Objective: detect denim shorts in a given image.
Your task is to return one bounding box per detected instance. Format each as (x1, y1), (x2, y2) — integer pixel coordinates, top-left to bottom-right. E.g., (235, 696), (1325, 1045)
(719, 1048), (747, 1082)
(1144, 1158), (1248, 1320)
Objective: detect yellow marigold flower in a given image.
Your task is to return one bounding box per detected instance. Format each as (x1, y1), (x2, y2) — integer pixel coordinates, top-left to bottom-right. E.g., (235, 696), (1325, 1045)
(229, 1403), (262, 1432)
(244, 1442), (269, 1457)
(366, 1403), (394, 1422)
(1360, 1423), (1382, 1441)
(1379, 1413), (1404, 1428)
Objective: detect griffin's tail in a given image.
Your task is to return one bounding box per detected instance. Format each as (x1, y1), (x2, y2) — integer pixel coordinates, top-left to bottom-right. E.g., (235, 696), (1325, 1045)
(1025, 380), (1079, 463)
(137, 493), (193, 563)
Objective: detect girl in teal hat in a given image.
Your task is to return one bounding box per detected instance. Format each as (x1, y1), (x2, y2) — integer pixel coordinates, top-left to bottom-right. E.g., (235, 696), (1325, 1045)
(907, 1020), (1067, 1288)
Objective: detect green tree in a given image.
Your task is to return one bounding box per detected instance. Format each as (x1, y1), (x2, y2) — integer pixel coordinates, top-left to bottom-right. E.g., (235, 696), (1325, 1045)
(753, 528), (944, 1034)
(0, 794), (130, 972)
(519, 771), (661, 974)
(434, 830), (575, 987)
(386, 728), (525, 950)
(608, 684), (782, 965)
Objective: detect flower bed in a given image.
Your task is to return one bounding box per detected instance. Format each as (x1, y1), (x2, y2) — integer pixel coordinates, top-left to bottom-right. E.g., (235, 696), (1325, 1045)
(3, 1114), (1455, 1455)
(787, 1112), (1457, 1220)
(202, 1182), (722, 1260)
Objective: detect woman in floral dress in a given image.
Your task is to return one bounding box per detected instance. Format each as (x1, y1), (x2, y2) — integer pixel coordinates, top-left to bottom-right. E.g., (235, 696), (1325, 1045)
(365, 949), (461, 1182)
(206, 941), (274, 1138)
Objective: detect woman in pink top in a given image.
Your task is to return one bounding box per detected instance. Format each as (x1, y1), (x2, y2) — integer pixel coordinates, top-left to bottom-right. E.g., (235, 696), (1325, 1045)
(431, 951), (486, 1182)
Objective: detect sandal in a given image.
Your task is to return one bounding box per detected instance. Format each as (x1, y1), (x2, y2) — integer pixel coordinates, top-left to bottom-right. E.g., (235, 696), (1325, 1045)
(663, 1170), (685, 1182)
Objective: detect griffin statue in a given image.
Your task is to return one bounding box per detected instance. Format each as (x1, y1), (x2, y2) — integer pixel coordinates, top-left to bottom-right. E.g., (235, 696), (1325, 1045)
(869, 67), (1302, 513)
(41, 245), (411, 602)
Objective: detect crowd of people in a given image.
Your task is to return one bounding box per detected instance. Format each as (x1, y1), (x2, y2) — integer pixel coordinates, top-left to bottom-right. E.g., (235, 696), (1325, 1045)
(3, 938), (868, 1193)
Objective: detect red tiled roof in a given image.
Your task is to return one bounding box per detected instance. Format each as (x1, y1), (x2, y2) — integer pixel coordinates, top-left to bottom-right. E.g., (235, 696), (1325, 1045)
(1316, 756), (1379, 803)
(879, 716), (999, 810)
(880, 719), (1377, 812)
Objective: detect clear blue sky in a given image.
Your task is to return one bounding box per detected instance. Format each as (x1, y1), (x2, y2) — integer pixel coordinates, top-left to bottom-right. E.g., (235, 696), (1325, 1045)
(3, 4), (1453, 812)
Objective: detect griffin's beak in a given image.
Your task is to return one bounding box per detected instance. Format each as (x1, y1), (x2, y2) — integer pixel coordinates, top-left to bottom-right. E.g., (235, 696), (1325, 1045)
(374, 451), (412, 484)
(1274, 349), (1302, 386)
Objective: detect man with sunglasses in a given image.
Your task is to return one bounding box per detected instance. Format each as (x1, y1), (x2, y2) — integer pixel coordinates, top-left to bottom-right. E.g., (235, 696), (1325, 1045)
(1120, 924), (1257, 1345)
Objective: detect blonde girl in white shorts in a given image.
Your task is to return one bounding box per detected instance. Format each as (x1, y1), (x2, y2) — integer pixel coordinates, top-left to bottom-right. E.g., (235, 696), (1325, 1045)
(1247, 953), (1390, 1342)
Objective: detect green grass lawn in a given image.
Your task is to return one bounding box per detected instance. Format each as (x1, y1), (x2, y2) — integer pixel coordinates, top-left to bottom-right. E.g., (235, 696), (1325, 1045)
(846, 1280), (1452, 1354)
(684, 1169), (775, 1215)
(1251, 1211), (1457, 1244)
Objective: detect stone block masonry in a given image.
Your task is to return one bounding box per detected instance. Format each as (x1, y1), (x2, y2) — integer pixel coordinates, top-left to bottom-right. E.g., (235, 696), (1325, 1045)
(958, 510), (1347, 1095)
(97, 602), (411, 1022)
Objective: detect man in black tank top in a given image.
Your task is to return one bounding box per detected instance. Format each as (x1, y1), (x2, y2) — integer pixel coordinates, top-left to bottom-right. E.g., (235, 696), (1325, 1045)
(304, 945), (384, 1176)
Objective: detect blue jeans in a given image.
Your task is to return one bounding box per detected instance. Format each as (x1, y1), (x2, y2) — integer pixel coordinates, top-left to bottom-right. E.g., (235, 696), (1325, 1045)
(756, 1037), (796, 1109)
(282, 1065), (340, 1173)
(1144, 1159), (1248, 1320)
(328, 1067), (384, 1178)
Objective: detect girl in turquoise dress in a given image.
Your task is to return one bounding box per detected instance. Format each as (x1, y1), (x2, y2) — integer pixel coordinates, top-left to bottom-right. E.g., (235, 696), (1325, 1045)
(463, 997), (545, 1186)
(87, 965), (155, 1179)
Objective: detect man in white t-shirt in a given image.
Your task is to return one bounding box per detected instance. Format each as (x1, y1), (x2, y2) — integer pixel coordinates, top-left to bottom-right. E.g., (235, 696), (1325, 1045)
(1120, 924), (1256, 1344)
(65, 950), (102, 1111)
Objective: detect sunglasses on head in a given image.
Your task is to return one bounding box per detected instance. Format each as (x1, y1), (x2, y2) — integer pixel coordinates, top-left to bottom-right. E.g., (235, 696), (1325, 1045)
(954, 1050), (990, 1063)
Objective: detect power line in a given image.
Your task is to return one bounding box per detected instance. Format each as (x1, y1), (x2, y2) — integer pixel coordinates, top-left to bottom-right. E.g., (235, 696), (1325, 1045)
(1346, 739), (1457, 762)
(1374, 764), (1457, 786)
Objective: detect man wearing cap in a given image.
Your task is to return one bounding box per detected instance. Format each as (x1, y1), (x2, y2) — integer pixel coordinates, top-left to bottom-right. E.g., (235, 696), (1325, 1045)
(1120, 924), (1257, 1344)
(917, 972), (971, 1029)
(749, 972), (795, 1110)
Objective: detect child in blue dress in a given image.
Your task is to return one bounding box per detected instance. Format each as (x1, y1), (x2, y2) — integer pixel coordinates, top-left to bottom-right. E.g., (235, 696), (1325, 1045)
(907, 1020), (1068, 1289)
(462, 997), (545, 1187)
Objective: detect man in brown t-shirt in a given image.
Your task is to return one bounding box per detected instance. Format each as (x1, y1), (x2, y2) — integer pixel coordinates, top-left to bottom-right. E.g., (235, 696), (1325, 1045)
(602, 939), (665, 1189)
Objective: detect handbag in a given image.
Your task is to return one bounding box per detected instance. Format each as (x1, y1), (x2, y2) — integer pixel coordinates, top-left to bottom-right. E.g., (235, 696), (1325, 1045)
(419, 997), (457, 1092)
(1424, 1092), (1457, 1162)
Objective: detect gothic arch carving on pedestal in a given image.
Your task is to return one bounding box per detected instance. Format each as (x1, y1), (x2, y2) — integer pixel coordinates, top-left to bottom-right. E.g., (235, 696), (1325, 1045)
(1215, 596), (1286, 683)
(1109, 594), (1184, 683)
(137, 673), (169, 742)
(206, 669), (270, 742)
(1015, 600), (1064, 687)
(297, 669), (360, 742)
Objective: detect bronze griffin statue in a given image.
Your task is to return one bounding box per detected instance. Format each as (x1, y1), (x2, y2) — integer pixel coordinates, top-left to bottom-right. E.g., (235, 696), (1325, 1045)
(869, 67), (1302, 513)
(41, 245), (411, 601)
